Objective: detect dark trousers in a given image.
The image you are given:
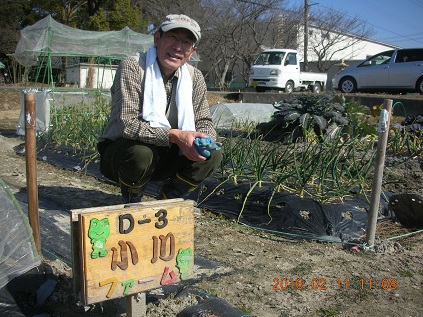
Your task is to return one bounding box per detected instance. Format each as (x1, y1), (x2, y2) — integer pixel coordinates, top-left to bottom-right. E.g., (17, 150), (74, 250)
(97, 138), (222, 187)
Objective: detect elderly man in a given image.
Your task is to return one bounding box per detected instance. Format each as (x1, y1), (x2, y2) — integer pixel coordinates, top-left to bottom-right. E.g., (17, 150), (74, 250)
(97, 14), (222, 203)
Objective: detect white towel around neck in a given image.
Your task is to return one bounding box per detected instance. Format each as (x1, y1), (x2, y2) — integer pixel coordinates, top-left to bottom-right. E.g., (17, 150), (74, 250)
(142, 46), (196, 131)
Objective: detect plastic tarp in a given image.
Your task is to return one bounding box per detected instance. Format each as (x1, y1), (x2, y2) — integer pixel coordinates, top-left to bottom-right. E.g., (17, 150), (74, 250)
(11, 137), (372, 243)
(210, 103), (276, 128)
(0, 179), (41, 290)
(16, 90), (51, 136)
(14, 15), (154, 67)
(389, 193), (423, 228)
(195, 180), (370, 243)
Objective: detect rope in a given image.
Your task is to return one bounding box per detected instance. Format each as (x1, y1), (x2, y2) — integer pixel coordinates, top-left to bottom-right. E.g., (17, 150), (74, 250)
(392, 101), (407, 116)
(42, 247), (73, 267)
(360, 228), (423, 250)
(386, 228), (423, 241)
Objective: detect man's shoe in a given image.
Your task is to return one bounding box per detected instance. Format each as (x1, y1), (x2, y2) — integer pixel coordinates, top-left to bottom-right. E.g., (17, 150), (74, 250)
(159, 173), (198, 199)
(120, 180), (145, 203)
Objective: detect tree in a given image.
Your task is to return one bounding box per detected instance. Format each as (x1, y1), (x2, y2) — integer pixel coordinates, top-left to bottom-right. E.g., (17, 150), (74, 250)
(199, 0), (286, 89)
(0, 0), (28, 54)
(0, 0), (30, 83)
(0, 0), (27, 29)
(306, 8), (375, 72)
(55, 0), (86, 27)
(0, 29), (19, 54)
(72, 0), (147, 32)
(87, 0), (104, 16)
(5, 0), (148, 32)
(108, 0), (148, 31)
(134, 0), (204, 31)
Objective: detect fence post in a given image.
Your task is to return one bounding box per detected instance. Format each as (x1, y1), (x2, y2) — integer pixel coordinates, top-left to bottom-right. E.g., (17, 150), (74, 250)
(366, 99), (392, 247)
(25, 92), (41, 257)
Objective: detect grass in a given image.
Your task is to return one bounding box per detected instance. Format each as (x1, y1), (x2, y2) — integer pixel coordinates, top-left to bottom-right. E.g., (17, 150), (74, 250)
(399, 270), (414, 278)
(317, 307), (342, 317)
(290, 262), (313, 275)
(241, 305), (253, 314)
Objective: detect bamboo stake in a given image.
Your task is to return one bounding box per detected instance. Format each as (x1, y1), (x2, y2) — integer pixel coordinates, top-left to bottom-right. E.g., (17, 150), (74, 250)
(25, 92), (41, 257)
(366, 99), (392, 247)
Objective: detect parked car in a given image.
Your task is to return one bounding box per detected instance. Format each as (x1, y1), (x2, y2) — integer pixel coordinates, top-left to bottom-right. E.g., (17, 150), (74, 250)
(332, 48), (423, 94)
(249, 49), (327, 93)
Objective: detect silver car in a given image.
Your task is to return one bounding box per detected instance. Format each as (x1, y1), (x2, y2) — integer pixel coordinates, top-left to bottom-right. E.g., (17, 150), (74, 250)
(332, 48), (423, 94)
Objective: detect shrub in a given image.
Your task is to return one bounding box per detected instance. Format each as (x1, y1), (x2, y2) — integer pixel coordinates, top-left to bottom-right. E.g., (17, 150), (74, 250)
(259, 93), (350, 142)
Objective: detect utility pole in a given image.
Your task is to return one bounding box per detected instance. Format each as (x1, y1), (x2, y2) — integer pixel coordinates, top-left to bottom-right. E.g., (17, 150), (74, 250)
(304, 0), (318, 72)
(304, 0), (309, 72)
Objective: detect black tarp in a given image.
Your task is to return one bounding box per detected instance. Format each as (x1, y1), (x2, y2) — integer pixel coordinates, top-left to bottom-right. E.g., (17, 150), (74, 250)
(191, 179), (372, 243)
(13, 140), (389, 244)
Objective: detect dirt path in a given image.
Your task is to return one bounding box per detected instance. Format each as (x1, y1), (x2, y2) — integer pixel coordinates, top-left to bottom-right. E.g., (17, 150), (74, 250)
(0, 88), (422, 317)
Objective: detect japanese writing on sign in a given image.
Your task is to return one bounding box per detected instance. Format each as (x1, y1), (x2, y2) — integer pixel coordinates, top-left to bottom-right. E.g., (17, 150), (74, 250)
(74, 200), (194, 305)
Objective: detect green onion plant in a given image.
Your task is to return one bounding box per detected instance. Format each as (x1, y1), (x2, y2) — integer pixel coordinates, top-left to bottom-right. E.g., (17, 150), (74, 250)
(41, 93), (421, 223)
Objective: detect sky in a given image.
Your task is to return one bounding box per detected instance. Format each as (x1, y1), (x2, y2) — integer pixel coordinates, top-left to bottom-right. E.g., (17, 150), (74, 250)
(302, 0), (423, 48)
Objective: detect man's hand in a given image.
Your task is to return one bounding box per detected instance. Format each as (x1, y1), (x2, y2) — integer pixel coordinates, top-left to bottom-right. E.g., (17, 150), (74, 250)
(169, 129), (209, 162)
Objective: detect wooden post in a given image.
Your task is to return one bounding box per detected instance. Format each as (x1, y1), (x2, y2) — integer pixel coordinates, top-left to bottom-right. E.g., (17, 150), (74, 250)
(366, 99), (392, 246)
(25, 92), (41, 257)
(126, 293), (147, 317)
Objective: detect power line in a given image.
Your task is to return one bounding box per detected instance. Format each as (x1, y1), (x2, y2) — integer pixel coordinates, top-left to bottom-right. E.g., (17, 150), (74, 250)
(380, 31), (423, 42)
(355, 0), (421, 30)
(355, 0), (414, 29)
(316, 2), (423, 46)
(406, 0), (423, 10)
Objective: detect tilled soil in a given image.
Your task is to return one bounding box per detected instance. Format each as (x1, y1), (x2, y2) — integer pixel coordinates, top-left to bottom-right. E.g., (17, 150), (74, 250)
(0, 87), (422, 317)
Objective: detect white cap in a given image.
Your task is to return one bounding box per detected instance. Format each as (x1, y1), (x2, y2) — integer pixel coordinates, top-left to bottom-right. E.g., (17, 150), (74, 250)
(159, 14), (201, 42)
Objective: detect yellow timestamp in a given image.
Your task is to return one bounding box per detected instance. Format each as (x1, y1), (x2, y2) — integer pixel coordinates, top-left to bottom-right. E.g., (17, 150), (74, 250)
(272, 277), (397, 291)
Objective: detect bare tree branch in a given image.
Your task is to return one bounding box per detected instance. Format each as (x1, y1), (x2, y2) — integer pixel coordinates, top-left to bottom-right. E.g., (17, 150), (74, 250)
(200, 0), (286, 88)
(307, 8), (375, 72)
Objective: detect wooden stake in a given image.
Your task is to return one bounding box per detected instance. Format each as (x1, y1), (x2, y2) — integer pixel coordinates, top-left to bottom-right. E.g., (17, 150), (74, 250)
(366, 99), (392, 247)
(25, 92), (41, 257)
(126, 293), (147, 317)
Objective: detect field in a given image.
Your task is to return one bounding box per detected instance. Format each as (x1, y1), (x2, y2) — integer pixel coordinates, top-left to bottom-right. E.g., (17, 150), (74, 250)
(0, 87), (422, 317)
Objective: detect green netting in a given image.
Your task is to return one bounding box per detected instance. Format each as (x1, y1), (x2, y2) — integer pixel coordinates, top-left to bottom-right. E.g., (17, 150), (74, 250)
(13, 15), (200, 89)
(14, 15), (154, 68)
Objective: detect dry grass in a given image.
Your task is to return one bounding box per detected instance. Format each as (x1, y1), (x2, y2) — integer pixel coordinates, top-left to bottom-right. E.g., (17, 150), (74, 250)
(206, 92), (236, 106)
(376, 220), (414, 239)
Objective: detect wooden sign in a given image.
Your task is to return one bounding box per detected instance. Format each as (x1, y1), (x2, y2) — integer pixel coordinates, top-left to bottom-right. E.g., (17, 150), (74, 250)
(71, 199), (194, 305)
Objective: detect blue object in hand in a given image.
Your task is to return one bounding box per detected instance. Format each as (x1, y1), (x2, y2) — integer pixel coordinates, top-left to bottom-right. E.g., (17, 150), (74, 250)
(194, 137), (222, 158)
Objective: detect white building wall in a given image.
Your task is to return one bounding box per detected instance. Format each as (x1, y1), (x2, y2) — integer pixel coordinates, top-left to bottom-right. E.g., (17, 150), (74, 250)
(296, 25), (398, 63)
(66, 63), (117, 89)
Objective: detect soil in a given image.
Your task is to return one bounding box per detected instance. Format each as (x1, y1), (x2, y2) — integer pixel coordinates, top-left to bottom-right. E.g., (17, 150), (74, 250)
(0, 86), (422, 317)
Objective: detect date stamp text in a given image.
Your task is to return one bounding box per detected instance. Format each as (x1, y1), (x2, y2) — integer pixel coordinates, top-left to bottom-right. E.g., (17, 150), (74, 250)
(272, 277), (397, 291)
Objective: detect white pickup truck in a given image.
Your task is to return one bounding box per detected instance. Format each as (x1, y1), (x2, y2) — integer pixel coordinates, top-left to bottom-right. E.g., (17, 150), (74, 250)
(249, 49), (327, 93)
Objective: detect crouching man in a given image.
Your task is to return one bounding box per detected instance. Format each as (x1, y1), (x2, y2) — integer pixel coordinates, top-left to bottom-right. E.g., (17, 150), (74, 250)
(97, 14), (222, 203)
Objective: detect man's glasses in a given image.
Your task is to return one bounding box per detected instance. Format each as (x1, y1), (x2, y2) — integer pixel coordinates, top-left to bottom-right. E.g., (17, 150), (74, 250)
(162, 33), (195, 51)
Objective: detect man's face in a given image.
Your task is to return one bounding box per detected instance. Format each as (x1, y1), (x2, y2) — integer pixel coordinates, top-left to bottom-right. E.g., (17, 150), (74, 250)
(154, 28), (196, 78)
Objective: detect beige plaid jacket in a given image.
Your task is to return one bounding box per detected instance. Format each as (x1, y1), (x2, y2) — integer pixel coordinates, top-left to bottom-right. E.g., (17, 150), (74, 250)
(99, 51), (216, 146)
